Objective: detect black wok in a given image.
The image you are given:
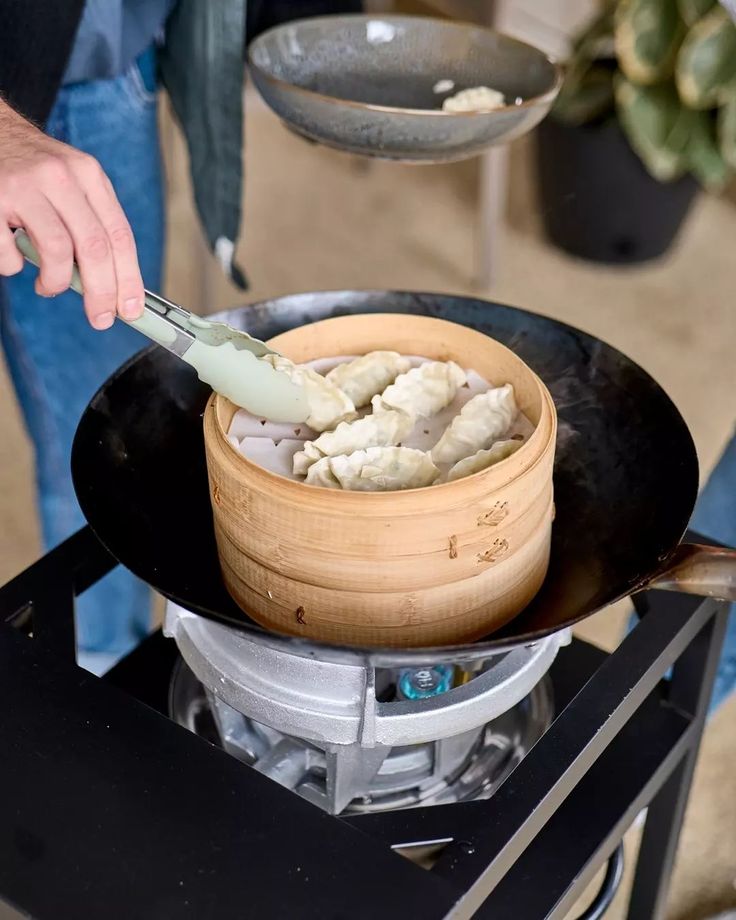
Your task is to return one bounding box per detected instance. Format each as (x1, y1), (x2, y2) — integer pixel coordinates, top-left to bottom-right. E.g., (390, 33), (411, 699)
(72, 292), (736, 662)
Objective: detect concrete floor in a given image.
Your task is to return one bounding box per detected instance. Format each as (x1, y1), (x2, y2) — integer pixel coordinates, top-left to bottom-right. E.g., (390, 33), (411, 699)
(1, 97), (734, 917)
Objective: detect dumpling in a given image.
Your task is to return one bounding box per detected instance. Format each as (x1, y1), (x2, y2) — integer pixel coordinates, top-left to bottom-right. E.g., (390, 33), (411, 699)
(305, 447), (439, 492)
(446, 439), (522, 482)
(442, 86), (506, 112)
(431, 384), (517, 465)
(293, 409), (414, 476)
(260, 354), (356, 433)
(303, 456), (340, 489)
(314, 447), (439, 492)
(372, 361), (466, 421)
(326, 351), (411, 408)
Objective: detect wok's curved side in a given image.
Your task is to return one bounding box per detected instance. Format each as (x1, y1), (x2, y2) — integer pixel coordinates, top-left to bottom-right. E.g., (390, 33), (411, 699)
(71, 291), (701, 657)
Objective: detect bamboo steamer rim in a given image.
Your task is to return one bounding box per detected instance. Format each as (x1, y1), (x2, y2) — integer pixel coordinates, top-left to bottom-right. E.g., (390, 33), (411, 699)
(209, 392), (555, 508)
(209, 313), (556, 507)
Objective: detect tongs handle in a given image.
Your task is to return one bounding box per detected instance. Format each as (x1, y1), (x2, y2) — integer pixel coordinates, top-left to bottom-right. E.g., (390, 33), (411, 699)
(13, 229), (310, 421)
(14, 230), (195, 356)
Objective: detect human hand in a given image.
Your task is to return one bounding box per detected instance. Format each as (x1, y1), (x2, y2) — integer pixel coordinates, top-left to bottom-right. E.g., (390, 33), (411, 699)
(0, 98), (144, 329)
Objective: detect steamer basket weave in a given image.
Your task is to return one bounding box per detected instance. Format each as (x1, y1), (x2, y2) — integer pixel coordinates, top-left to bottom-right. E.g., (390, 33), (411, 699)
(203, 314), (557, 647)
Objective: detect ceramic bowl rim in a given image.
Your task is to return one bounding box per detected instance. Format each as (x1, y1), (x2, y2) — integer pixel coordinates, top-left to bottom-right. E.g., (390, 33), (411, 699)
(247, 12), (563, 119)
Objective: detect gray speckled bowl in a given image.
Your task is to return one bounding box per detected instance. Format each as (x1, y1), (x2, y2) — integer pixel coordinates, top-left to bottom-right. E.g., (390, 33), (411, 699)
(248, 14), (562, 163)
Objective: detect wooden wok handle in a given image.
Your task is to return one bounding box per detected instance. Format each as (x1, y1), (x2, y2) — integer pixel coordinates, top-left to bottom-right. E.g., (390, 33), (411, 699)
(648, 543), (736, 601)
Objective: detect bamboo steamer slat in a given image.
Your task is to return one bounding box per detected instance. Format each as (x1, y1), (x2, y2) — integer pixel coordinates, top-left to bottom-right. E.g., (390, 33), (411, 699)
(218, 480), (553, 592)
(203, 314), (557, 648)
(217, 504), (553, 646)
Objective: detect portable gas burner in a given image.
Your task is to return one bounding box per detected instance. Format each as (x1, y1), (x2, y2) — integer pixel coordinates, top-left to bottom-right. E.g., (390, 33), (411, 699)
(165, 601), (564, 815)
(0, 525), (728, 919)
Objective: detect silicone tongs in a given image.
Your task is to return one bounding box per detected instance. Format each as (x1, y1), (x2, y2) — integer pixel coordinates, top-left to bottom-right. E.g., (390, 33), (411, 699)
(14, 229), (309, 424)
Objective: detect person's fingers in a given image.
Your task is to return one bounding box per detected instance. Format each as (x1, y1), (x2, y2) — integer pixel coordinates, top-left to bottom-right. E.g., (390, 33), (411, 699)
(68, 154), (144, 321)
(39, 159), (119, 330)
(0, 223), (24, 276)
(0, 143), (143, 329)
(13, 194), (76, 299)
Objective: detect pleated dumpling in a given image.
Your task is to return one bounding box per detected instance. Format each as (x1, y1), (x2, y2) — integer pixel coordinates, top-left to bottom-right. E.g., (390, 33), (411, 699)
(372, 360), (466, 421)
(305, 446), (439, 492)
(442, 86), (505, 112)
(446, 439), (523, 482)
(260, 354), (356, 433)
(326, 351), (411, 408)
(431, 384), (517, 465)
(293, 409), (414, 476)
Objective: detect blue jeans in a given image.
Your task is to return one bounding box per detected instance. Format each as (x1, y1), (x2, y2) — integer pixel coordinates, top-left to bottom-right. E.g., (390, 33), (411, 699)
(0, 50), (164, 661)
(690, 432), (736, 712)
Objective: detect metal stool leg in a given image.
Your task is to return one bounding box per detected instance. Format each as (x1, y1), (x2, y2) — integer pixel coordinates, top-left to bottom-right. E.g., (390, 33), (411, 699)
(474, 145), (509, 289)
(626, 603), (729, 919)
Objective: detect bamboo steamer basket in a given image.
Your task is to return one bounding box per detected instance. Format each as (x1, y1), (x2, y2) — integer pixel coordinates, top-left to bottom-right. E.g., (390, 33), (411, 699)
(203, 314), (557, 648)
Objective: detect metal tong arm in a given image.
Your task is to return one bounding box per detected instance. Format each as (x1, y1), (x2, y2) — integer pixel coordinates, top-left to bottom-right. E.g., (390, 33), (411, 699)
(138, 288), (199, 357)
(13, 230), (274, 360)
(129, 288), (276, 359)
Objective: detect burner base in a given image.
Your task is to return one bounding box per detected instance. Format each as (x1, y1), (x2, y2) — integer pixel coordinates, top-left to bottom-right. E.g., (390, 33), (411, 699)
(170, 658), (553, 814)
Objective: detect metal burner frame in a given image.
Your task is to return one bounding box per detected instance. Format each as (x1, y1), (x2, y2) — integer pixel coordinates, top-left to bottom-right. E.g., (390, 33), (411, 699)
(0, 525), (728, 920)
(169, 656), (555, 814)
(164, 602), (568, 814)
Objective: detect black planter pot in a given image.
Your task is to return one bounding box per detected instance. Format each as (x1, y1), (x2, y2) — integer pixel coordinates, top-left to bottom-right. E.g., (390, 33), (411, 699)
(535, 117), (699, 264)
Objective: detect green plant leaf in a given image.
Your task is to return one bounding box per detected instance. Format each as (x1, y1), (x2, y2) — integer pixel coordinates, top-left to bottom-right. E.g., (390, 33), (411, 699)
(571, 3), (616, 58)
(555, 2), (617, 125)
(687, 109), (730, 187)
(562, 51), (602, 103)
(615, 0), (685, 85)
(562, 4), (616, 100)
(553, 67), (616, 125)
(615, 75), (691, 179)
(676, 5), (736, 108)
(677, 0), (716, 27)
(718, 97), (736, 168)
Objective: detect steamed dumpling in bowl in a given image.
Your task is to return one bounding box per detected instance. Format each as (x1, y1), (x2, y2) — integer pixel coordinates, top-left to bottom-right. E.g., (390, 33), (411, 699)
(442, 86), (506, 112)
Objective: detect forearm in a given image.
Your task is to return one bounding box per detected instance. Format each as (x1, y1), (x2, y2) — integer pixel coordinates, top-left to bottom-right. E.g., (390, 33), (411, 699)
(0, 97), (49, 172)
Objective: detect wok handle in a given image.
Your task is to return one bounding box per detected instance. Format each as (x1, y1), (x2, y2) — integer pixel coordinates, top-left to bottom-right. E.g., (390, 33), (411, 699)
(648, 543), (736, 601)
